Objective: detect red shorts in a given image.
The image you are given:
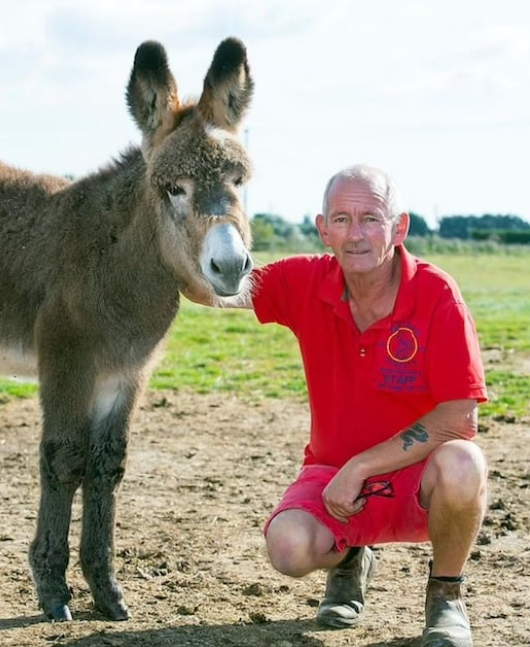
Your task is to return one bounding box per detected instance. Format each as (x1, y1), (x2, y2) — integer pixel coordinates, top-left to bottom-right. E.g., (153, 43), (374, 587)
(264, 462), (430, 552)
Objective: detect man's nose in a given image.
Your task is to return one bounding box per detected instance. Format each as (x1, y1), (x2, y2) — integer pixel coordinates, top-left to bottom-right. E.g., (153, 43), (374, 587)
(348, 219), (364, 239)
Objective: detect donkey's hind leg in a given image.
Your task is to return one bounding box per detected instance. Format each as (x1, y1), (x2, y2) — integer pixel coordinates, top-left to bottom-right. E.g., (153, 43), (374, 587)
(80, 375), (142, 620)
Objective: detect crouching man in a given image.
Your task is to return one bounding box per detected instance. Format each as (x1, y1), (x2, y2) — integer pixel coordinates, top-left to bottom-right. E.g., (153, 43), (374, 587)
(184, 163), (488, 646)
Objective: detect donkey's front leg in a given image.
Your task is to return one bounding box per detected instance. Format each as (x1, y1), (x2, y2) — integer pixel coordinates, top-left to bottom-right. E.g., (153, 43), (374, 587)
(80, 377), (140, 620)
(29, 378), (92, 621)
(29, 447), (84, 621)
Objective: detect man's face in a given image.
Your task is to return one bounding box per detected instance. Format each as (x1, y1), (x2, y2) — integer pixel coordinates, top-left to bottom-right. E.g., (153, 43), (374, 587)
(316, 177), (407, 275)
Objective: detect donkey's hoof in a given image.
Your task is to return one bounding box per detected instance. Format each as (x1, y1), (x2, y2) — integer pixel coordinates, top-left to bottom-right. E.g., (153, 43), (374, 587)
(45, 603), (73, 622)
(96, 599), (129, 621)
(109, 602), (129, 621)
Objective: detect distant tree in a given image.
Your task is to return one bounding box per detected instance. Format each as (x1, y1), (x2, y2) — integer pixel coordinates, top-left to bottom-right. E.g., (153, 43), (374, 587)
(252, 212), (295, 239)
(438, 216), (472, 239)
(439, 214), (529, 239)
(408, 212), (431, 237)
(299, 214), (323, 248)
(476, 214), (530, 231)
(250, 216), (276, 250)
(496, 230), (530, 244)
(299, 214), (318, 238)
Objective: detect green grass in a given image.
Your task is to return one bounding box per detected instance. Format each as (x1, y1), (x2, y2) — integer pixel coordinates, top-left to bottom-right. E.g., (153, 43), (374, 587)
(0, 380), (37, 399)
(484, 370), (530, 420)
(422, 255), (530, 419)
(1, 251), (529, 420)
(426, 254), (530, 353)
(151, 306), (306, 400)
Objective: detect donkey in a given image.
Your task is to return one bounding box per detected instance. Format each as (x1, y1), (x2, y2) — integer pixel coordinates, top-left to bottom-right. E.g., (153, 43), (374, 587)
(0, 37), (254, 622)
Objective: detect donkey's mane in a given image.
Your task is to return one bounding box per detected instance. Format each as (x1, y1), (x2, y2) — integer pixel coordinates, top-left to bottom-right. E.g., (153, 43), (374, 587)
(66, 146), (145, 199)
(94, 146), (145, 180)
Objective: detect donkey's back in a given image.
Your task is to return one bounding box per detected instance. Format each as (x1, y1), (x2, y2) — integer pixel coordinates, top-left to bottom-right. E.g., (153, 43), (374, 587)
(0, 149), (173, 375)
(0, 162), (72, 367)
(0, 37), (254, 622)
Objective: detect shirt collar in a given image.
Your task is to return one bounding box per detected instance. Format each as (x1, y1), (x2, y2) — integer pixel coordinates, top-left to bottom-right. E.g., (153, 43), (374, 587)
(318, 255), (347, 306)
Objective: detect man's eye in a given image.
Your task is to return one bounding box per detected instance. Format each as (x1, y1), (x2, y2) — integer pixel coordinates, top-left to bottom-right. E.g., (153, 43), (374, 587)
(168, 185), (186, 197)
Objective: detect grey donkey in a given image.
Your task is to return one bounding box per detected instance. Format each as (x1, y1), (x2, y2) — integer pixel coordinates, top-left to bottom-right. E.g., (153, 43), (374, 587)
(0, 37), (254, 621)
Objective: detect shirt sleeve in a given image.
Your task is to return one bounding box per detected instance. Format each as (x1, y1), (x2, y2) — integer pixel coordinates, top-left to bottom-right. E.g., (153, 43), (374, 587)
(426, 296), (488, 404)
(250, 256), (318, 329)
(251, 262), (291, 326)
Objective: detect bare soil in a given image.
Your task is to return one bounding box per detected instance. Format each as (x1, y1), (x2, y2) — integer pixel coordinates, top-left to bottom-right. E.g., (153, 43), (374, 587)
(0, 386), (528, 647)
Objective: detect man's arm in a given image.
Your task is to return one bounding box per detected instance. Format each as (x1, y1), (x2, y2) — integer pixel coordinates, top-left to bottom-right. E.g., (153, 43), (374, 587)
(322, 398), (479, 521)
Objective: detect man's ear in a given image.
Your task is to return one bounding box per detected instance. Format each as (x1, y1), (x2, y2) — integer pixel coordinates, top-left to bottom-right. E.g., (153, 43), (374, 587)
(316, 213), (331, 247)
(394, 212), (410, 245)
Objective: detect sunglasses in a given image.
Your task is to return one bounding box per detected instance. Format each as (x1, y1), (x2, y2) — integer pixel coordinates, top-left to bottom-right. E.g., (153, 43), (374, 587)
(355, 479), (395, 501)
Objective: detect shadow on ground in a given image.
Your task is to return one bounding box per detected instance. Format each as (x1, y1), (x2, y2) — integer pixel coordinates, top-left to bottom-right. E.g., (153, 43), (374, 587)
(42, 620), (420, 647)
(0, 615), (421, 647)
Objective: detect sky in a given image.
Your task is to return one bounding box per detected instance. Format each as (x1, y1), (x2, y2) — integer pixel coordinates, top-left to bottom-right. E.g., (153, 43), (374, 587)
(1, 0), (529, 228)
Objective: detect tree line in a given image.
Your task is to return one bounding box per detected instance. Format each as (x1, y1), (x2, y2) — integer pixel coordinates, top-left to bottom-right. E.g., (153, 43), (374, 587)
(250, 212), (530, 251)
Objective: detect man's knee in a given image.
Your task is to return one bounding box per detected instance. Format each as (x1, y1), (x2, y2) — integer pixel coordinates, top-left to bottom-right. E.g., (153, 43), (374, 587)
(265, 511), (319, 577)
(421, 440), (488, 507)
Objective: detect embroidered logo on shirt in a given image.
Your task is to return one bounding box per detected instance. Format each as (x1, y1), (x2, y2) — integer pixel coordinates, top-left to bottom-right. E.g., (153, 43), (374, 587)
(386, 327), (419, 363)
(377, 323), (425, 393)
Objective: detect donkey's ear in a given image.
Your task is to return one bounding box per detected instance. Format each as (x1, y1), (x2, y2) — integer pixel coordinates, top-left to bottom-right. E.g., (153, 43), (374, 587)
(197, 38), (254, 132)
(126, 41), (180, 144)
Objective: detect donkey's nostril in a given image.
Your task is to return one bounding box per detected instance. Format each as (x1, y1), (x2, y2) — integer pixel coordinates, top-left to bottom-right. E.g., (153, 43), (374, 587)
(210, 260), (221, 275)
(243, 254), (253, 274)
(210, 255), (251, 277)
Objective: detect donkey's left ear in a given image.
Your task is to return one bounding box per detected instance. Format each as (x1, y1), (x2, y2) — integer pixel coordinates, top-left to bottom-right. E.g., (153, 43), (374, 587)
(197, 37), (254, 131)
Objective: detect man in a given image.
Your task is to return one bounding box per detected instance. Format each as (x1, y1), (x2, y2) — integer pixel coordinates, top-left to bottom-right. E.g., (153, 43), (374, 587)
(185, 164), (488, 647)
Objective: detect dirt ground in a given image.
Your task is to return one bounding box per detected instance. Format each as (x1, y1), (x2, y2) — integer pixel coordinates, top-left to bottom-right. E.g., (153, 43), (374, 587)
(0, 382), (528, 647)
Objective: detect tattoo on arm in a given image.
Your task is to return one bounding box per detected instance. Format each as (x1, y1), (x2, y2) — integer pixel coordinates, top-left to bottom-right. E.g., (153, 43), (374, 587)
(400, 423), (429, 451)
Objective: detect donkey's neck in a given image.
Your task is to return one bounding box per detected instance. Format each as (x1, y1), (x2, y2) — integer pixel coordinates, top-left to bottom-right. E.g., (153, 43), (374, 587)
(55, 151), (182, 314)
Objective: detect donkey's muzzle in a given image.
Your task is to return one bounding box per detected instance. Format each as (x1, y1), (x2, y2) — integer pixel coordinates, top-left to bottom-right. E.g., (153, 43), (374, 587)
(201, 222), (253, 296)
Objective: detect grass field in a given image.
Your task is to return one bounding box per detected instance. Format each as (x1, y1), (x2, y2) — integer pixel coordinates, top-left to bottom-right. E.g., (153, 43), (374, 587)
(2, 252), (529, 419)
(420, 254), (530, 418)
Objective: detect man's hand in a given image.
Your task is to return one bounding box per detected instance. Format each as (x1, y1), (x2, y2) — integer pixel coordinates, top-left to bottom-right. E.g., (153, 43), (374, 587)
(322, 464), (367, 523)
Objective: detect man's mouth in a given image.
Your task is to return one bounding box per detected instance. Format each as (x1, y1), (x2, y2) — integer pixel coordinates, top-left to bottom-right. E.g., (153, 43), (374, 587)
(346, 248), (369, 255)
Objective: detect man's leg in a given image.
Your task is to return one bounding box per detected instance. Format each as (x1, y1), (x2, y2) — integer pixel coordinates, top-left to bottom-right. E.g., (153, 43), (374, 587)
(266, 509), (375, 628)
(315, 546), (376, 628)
(266, 508), (342, 576)
(420, 439), (488, 647)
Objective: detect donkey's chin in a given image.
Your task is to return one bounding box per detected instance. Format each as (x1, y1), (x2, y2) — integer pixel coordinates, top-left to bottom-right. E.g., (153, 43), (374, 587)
(209, 275), (249, 297)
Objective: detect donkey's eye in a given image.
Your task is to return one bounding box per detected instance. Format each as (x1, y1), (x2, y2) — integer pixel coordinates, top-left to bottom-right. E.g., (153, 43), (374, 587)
(167, 184), (186, 197)
(234, 176), (243, 188)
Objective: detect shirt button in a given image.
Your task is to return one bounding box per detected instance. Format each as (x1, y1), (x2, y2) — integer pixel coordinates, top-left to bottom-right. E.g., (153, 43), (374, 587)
(360, 348), (366, 357)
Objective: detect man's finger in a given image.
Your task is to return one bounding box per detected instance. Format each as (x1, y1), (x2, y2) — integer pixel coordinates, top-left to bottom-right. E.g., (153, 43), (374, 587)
(325, 504), (349, 523)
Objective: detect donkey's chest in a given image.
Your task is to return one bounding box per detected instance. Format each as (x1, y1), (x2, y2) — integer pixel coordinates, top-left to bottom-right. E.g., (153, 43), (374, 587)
(83, 293), (179, 367)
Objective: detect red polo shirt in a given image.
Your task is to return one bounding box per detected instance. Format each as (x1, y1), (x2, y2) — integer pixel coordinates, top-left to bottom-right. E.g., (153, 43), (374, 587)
(251, 246), (487, 468)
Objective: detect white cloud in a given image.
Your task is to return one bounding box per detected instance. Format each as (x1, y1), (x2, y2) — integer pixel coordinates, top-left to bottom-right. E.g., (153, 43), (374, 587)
(0, 0), (529, 225)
